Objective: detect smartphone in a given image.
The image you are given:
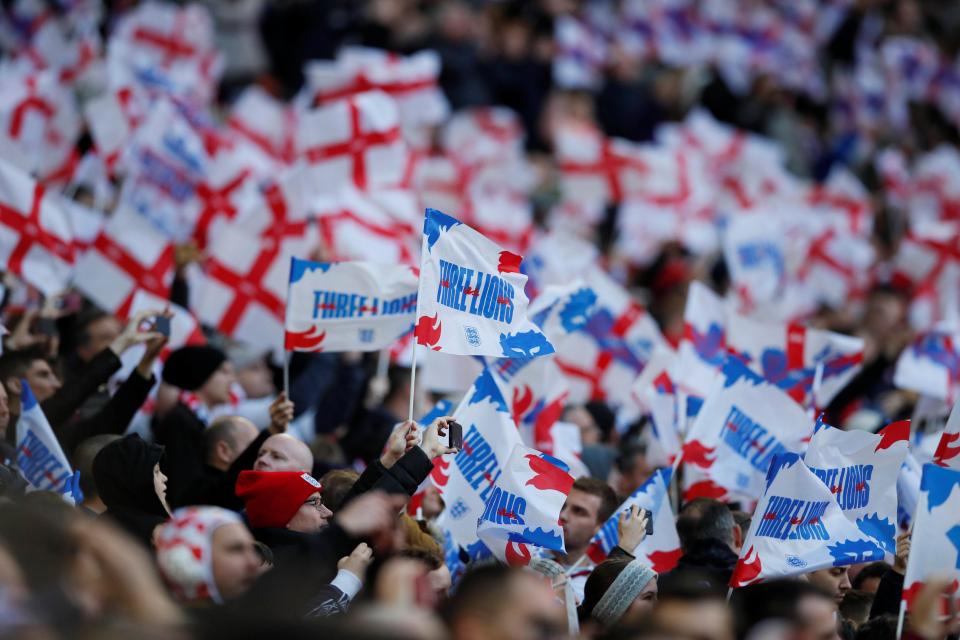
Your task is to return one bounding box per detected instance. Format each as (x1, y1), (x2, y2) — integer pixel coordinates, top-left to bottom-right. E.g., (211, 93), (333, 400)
(640, 507), (654, 536)
(154, 315), (171, 338)
(447, 420), (463, 450)
(35, 317), (57, 337)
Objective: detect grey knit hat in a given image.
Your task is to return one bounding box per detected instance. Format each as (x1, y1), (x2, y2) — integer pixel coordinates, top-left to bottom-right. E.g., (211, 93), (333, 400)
(590, 558), (657, 627)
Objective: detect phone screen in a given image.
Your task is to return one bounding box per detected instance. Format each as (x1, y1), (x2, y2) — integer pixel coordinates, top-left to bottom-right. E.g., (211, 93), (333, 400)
(154, 315), (171, 338)
(448, 421), (463, 450)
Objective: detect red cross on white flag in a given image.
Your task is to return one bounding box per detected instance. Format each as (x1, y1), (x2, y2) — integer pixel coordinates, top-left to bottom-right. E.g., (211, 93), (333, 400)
(0, 157), (74, 295)
(72, 205), (175, 316)
(295, 90), (407, 193)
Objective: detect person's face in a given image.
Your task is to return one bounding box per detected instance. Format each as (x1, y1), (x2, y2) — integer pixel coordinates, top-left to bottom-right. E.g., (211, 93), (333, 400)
(78, 316), (121, 361)
(421, 485), (444, 520)
(153, 463), (170, 513)
(254, 435), (311, 472)
(214, 420), (259, 469)
(559, 489), (602, 551)
(286, 492), (332, 533)
(0, 384), (9, 435)
(622, 577), (658, 623)
(197, 361), (235, 407)
(235, 360), (273, 399)
(488, 573), (565, 640)
(211, 523), (261, 600)
(796, 594), (841, 640)
(25, 359), (61, 401)
(617, 454), (653, 496)
(807, 567), (851, 604)
(565, 407), (601, 445)
(427, 564), (452, 602)
(857, 576), (881, 594)
(652, 600), (734, 640)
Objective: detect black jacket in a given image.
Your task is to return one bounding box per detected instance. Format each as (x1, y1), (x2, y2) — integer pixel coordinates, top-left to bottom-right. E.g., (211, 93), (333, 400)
(341, 445), (435, 507)
(57, 369), (156, 456)
(177, 429), (270, 510)
(43, 349), (122, 429)
(153, 402), (208, 509)
(869, 568), (904, 619)
(659, 538), (739, 590)
(92, 434), (170, 547)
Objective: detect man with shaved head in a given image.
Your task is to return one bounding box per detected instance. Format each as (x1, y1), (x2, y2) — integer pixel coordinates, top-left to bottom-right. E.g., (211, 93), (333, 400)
(254, 433), (314, 473)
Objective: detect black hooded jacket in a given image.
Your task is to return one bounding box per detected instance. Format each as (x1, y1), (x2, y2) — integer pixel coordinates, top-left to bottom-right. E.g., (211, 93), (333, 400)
(92, 434), (170, 547)
(659, 537), (739, 590)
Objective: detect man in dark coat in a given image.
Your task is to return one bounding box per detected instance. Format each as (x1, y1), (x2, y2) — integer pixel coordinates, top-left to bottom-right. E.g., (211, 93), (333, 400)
(91, 433), (171, 548)
(659, 498), (742, 590)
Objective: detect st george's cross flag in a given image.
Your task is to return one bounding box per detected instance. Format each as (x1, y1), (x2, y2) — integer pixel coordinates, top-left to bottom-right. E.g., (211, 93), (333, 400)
(901, 464), (960, 611)
(804, 417), (910, 560)
(16, 381), (81, 503)
(682, 355), (814, 502)
(586, 468), (682, 574)
(415, 208), (554, 359)
(730, 454), (886, 588)
(933, 399), (960, 470)
(894, 328), (960, 403)
(284, 257), (418, 353)
(476, 444), (574, 567)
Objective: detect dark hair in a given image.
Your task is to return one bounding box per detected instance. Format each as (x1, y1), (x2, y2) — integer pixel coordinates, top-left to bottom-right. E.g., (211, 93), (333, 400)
(676, 498), (735, 550)
(615, 441), (648, 474)
(854, 614), (896, 640)
(579, 557), (632, 622)
(318, 469), (360, 512)
(440, 564), (517, 626)
(396, 547), (443, 571)
(731, 509), (752, 536)
(71, 434), (121, 501)
(571, 477), (619, 524)
(851, 561), (889, 590)
(0, 346), (50, 386)
(839, 589), (874, 627)
(73, 309), (113, 347)
(584, 401), (615, 438)
(731, 579), (834, 638)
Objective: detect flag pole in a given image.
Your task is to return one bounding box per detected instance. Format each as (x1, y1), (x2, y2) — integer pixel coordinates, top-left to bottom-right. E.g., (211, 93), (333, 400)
(895, 600), (906, 639)
(408, 217), (427, 422)
(282, 349), (290, 398)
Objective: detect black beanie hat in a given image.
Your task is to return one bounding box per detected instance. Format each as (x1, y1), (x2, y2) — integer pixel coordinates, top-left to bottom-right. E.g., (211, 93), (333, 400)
(162, 345), (227, 391)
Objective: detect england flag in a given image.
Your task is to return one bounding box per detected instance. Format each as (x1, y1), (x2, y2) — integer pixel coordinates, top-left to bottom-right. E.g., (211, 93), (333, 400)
(415, 208), (554, 359)
(901, 464), (960, 611)
(683, 355), (814, 501)
(284, 257), (418, 353)
(933, 399), (960, 470)
(476, 444), (574, 566)
(804, 418), (910, 560)
(731, 454), (886, 588)
(586, 468), (682, 573)
(16, 381), (81, 503)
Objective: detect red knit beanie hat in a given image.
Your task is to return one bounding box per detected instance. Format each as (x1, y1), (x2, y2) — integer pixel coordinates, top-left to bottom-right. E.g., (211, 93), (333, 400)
(235, 470), (322, 529)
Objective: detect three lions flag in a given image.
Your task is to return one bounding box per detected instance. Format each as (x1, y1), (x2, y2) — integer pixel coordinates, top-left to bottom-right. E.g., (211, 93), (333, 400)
(586, 468), (682, 573)
(285, 257), (418, 352)
(933, 398), (960, 470)
(803, 417), (909, 561)
(16, 381), (81, 503)
(901, 464), (960, 611)
(415, 208), (554, 359)
(731, 454), (886, 588)
(476, 444), (574, 567)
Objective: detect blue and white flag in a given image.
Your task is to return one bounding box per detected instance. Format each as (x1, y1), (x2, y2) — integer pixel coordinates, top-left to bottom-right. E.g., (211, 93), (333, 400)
(682, 355), (814, 502)
(285, 257), (417, 352)
(731, 454), (886, 588)
(16, 381), (81, 503)
(476, 444), (573, 566)
(804, 418), (910, 560)
(902, 464), (960, 611)
(415, 208), (554, 359)
(585, 468), (681, 573)
(432, 367), (524, 556)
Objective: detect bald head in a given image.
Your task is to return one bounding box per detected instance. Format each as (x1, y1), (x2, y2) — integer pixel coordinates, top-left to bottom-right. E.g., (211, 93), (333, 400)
(205, 416), (259, 472)
(254, 434), (313, 472)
